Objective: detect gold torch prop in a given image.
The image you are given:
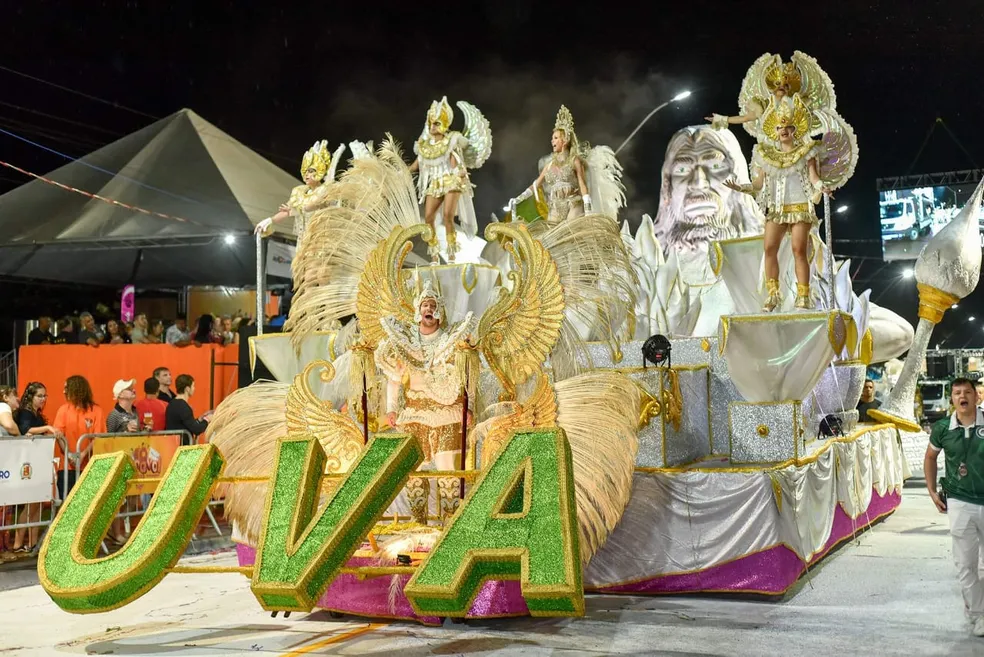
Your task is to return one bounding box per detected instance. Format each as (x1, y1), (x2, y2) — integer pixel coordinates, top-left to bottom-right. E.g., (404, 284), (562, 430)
(869, 180), (984, 432)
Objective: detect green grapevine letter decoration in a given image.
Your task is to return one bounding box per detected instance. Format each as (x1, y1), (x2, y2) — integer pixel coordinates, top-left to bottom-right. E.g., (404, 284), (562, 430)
(404, 428), (583, 617)
(38, 445), (224, 613)
(251, 434), (422, 611)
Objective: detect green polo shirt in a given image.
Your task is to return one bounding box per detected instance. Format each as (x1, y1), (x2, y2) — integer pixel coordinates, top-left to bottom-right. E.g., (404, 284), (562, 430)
(930, 409), (984, 506)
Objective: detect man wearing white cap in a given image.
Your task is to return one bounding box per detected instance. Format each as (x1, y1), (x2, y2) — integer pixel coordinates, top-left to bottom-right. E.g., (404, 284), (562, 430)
(107, 379), (139, 434)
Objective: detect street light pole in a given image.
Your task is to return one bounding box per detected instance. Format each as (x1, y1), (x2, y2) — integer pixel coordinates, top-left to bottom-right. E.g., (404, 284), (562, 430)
(614, 90), (692, 157)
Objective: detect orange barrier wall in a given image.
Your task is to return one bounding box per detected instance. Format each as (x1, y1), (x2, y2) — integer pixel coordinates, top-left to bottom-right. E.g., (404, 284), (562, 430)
(17, 344), (239, 419)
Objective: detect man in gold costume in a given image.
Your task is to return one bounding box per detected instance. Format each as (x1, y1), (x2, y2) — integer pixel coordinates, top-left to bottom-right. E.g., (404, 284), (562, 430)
(255, 140), (345, 248)
(408, 97), (491, 263)
(375, 278), (476, 525)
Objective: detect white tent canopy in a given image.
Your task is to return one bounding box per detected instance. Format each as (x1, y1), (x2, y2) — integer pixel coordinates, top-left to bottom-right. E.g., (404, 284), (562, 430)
(0, 108), (300, 287)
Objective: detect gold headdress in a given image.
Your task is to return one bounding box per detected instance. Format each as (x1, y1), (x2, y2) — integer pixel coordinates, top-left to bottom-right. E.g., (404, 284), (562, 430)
(765, 59), (802, 94)
(413, 274), (446, 325)
(762, 94), (811, 140)
(426, 96), (454, 132)
(299, 140), (331, 180)
(553, 105), (579, 150)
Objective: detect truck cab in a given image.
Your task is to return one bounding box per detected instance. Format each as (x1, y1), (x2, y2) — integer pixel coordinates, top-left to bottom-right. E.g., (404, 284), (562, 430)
(881, 196), (932, 241)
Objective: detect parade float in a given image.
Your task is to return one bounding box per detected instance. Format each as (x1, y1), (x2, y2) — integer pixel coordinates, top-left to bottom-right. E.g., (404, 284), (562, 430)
(38, 52), (973, 625)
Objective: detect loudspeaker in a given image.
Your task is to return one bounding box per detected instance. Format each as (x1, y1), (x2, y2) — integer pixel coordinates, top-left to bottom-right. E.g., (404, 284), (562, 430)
(926, 354), (955, 379)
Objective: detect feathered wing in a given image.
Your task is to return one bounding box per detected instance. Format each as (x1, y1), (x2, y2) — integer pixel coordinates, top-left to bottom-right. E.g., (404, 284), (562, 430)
(814, 108), (859, 190)
(356, 225), (423, 347)
(737, 52), (777, 140)
(537, 214), (638, 375)
(284, 137), (421, 349)
(584, 146), (626, 220)
(456, 100), (492, 169)
(792, 50), (837, 115)
(206, 361), (363, 544)
(478, 222), (565, 400)
(325, 143), (347, 183)
(556, 372), (641, 563)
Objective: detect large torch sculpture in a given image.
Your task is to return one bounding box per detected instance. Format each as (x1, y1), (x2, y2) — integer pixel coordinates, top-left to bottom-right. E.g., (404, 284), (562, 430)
(869, 180), (984, 432)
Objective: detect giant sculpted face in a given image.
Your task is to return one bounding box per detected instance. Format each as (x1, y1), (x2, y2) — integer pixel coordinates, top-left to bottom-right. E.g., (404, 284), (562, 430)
(654, 126), (763, 252)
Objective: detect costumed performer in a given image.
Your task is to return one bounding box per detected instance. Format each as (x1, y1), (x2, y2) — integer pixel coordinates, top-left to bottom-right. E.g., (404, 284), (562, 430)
(254, 140), (346, 247)
(725, 95), (832, 311)
(408, 96), (492, 263)
(510, 105), (625, 226)
(375, 277), (477, 526)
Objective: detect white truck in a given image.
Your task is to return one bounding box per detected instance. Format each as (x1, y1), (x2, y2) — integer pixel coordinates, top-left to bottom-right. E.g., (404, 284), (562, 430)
(881, 195), (933, 241)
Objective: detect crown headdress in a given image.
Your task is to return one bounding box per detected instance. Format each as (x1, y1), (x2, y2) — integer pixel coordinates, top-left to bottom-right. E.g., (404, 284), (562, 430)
(554, 105), (576, 136)
(427, 97), (454, 132)
(413, 274), (446, 325)
(762, 94), (811, 140)
(764, 59), (802, 94)
(300, 140), (331, 180)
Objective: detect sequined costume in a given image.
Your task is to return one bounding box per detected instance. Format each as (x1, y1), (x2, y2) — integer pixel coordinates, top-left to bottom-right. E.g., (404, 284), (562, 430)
(542, 153), (585, 224)
(375, 280), (477, 525)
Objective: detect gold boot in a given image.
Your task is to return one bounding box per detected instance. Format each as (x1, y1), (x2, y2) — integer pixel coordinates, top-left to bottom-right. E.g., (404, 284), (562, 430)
(445, 227), (458, 264)
(406, 476), (430, 526)
(794, 283), (811, 309)
(426, 236), (440, 264)
(437, 476), (460, 525)
(762, 278), (781, 312)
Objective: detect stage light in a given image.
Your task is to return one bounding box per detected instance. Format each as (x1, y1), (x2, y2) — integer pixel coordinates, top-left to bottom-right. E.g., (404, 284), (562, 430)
(673, 90), (692, 102)
(901, 267), (914, 279)
(836, 205), (848, 214)
(953, 303), (960, 309)
(970, 316), (976, 322)
(224, 234), (236, 245)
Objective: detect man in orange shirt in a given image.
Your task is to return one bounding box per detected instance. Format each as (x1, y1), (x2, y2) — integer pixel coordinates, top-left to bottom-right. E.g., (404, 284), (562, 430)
(134, 378), (167, 432)
(53, 375), (106, 500)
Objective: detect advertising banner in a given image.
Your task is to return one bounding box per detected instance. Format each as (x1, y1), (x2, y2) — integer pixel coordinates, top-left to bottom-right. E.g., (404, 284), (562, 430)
(266, 240), (296, 279)
(0, 437), (56, 505)
(92, 434), (182, 495)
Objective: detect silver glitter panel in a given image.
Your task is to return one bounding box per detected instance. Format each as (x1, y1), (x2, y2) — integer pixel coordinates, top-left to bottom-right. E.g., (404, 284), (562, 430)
(664, 367), (711, 466)
(730, 401), (801, 464)
(803, 362), (866, 425)
(710, 373), (742, 454)
(628, 369), (664, 468)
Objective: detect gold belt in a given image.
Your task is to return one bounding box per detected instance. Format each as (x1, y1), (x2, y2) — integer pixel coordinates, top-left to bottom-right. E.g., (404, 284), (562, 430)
(405, 393), (464, 411)
(780, 202), (809, 213)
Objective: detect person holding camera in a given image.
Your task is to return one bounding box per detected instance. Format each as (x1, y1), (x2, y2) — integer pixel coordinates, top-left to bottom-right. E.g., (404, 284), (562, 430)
(925, 377), (984, 637)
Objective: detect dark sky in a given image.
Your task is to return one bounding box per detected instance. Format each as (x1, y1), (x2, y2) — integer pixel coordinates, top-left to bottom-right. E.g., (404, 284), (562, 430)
(1, 0), (983, 340)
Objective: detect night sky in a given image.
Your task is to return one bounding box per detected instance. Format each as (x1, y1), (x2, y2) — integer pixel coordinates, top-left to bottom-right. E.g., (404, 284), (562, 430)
(1, 0), (983, 342)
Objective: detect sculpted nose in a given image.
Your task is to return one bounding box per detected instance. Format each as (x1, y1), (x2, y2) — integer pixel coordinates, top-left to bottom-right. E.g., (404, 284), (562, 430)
(690, 166), (709, 189)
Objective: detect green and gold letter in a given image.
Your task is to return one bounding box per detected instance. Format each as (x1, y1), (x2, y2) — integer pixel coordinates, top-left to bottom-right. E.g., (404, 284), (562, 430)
(404, 428), (583, 617)
(38, 445), (223, 613)
(251, 434), (422, 611)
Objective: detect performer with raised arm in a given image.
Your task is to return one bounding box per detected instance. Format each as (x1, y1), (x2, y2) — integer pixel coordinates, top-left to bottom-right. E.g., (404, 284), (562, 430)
(375, 277), (477, 526)
(408, 97), (492, 263)
(511, 105), (625, 225)
(725, 96), (831, 311)
(254, 141), (346, 246)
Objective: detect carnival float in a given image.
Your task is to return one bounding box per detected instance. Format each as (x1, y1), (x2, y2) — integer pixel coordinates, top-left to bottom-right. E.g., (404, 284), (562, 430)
(36, 52), (982, 624)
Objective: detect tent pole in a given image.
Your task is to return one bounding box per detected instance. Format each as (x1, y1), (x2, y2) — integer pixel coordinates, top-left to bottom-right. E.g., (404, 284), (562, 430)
(256, 233), (264, 337)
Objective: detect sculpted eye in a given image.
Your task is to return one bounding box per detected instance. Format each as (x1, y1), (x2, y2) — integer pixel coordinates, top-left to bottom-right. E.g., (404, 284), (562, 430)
(673, 165), (691, 175)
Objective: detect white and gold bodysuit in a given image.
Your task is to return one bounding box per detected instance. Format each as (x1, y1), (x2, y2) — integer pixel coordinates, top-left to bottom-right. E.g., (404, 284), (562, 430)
(751, 140), (821, 227)
(414, 131), (479, 237)
(542, 154), (586, 225)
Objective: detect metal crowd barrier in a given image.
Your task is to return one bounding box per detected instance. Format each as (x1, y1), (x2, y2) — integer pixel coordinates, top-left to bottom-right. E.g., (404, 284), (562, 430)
(0, 435), (67, 557)
(75, 430), (224, 555)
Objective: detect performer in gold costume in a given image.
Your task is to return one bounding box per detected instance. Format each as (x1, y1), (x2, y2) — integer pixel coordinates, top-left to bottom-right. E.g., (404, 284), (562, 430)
(408, 97), (492, 263)
(255, 141), (346, 247)
(510, 105), (625, 226)
(726, 96), (831, 310)
(375, 278), (476, 525)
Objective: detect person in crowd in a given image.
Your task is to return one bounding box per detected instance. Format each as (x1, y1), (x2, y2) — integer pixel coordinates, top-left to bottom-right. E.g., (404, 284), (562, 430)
(103, 319), (130, 345)
(220, 316), (238, 345)
(130, 313), (153, 344)
(0, 385), (19, 436)
(925, 377), (984, 637)
(154, 367), (177, 403)
(165, 313), (192, 347)
(856, 378), (882, 422)
(134, 377), (167, 432)
(52, 317), (76, 344)
(106, 379), (139, 433)
(77, 312), (104, 347)
(976, 383), (984, 411)
(147, 319), (165, 344)
(164, 374), (211, 442)
(27, 316), (53, 345)
(53, 375), (105, 500)
(11, 382), (59, 553)
(192, 314), (221, 346)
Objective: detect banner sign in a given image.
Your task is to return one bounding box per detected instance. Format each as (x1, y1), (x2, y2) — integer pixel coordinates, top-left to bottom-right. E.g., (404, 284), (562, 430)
(266, 240), (296, 279)
(92, 434), (182, 494)
(121, 284), (135, 322)
(0, 437), (56, 505)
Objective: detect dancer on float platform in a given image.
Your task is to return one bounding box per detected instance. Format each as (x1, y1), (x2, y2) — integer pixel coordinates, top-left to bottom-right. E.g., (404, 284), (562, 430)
(255, 140), (346, 248)
(726, 96), (831, 310)
(375, 277), (476, 526)
(510, 105), (625, 226)
(408, 96), (492, 263)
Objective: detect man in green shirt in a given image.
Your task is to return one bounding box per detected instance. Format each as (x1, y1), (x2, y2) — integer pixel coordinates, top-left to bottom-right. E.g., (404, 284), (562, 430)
(926, 377), (984, 637)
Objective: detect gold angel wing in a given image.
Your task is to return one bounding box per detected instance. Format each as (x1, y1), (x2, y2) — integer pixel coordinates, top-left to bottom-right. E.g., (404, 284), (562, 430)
(456, 100), (492, 169)
(284, 136), (423, 350)
(285, 360), (365, 474)
(791, 50), (837, 115)
(355, 223), (428, 347)
(478, 222), (565, 400)
(737, 52), (779, 140)
(477, 373), (558, 469)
